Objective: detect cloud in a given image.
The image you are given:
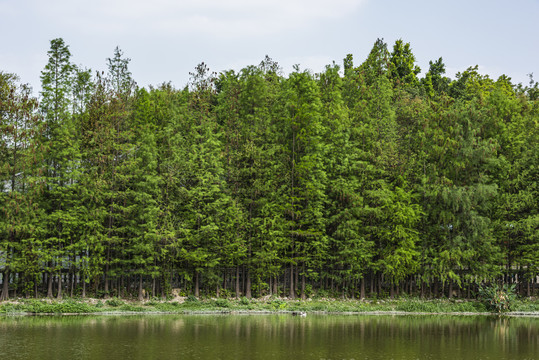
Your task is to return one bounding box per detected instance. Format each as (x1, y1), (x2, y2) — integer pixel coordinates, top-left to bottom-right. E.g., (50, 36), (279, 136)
(31, 0), (366, 38)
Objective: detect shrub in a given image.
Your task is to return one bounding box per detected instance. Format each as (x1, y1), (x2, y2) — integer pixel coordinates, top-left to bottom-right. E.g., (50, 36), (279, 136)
(240, 296), (250, 306)
(214, 299), (230, 308)
(479, 284), (516, 313)
(120, 304), (145, 312)
(105, 298), (124, 307)
(270, 299), (287, 310)
(145, 299), (159, 306)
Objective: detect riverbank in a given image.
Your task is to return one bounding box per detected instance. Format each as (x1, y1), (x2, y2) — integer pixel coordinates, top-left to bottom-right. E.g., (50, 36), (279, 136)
(1, 296), (539, 316)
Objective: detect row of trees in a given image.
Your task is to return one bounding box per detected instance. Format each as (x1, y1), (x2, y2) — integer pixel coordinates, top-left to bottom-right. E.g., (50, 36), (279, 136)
(1, 38), (537, 300)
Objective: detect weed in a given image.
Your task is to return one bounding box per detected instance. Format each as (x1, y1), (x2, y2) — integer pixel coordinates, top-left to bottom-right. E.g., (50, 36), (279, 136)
(240, 296), (250, 306)
(214, 299), (230, 308)
(479, 284), (516, 313)
(105, 298), (124, 307)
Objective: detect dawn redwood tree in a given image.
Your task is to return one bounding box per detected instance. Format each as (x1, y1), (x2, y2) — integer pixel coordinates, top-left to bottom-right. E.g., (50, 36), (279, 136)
(389, 39), (421, 89)
(107, 46), (136, 100)
(275, 67), (328, 299)
(321, 62), (373, 298)
(39, 38), (85, 299)
(488, 77), (539, 295)
(175, 63), (244, 296)
(78, 72), (110, 297)
(422, 57), (451, 97)
(0, 73), (44, 300)
(101, 47), (138, 297)
(129, 88), (163, 299)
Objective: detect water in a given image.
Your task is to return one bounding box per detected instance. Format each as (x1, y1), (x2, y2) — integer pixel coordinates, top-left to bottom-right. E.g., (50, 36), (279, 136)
(0, 314), (537, 359)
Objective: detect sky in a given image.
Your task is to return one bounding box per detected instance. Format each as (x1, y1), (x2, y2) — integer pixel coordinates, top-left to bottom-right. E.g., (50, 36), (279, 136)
(1, 0), (538, 92)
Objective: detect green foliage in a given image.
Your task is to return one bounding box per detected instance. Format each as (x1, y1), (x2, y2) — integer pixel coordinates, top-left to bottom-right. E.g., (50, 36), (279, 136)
(1, 37), (537, 304)
(479, 284), (517, 313)
(1, 299), (98, 314)
(240, 296), (250, 305)
(105, 298), (125, 307)
(119, 304), (145, 312)
(390, 39), (421, 88)
(213, 299), (230, 308)
(185, 295), (199, 303)
(269, 299), (288, 310)
(394, 299), (486, 313)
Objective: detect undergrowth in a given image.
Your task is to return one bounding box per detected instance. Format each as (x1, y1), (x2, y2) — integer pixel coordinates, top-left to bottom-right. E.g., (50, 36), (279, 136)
(0, 296), (537, 315)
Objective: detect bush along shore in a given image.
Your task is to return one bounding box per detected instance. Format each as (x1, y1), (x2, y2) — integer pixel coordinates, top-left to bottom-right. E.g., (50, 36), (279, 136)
(1, 295), (539, 316)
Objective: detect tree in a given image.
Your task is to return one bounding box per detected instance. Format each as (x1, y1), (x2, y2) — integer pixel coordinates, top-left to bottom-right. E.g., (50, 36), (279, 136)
(39, 38), (84, 298)
(274, 67), (328, 299)
(449, 65), (494, 101)
(321, 62), (374, 298)
(422, 57), (450, 96)
(0, 72), (44, 299)
(389, 39), (421, 88)
(107, 46), (136, 99)
(420, 100), (500, 296)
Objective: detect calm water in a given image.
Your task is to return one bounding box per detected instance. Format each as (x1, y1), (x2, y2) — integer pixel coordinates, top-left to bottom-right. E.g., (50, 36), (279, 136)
(0, 314), (537, 360)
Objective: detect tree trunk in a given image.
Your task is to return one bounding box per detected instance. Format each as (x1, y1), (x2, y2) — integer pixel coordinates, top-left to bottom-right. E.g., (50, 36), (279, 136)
(301, 272), (306, 300)
(223, 269), (227, 295)
(70, 271), (75, 297)
(294, 265), (299, 296)
(126, 275), (131, 298)
(138, 274), (144, 301)
(360, 277), (365, 300)
(104, 272), (109, 297)
(0, 269), (9, 301)
(245, 268), (252, 298)
(194, 271), (200, 297)
(67, 269), (72, 298)
(289, 264), (295, 299)
(47, 271), (53, 298)
(82, 277), (86, 298)
(235, 266), (240, 298)
(57, 273), (63, 299)
(104, 247), (110, 297)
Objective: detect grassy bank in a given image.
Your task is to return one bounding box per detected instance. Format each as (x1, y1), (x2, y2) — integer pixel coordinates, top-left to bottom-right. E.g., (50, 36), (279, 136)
(2, 296), (539, 315)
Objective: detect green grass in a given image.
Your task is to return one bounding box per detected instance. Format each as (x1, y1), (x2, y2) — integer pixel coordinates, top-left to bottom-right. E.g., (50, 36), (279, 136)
(512, 299), (539, 312)
(0, 299), (99, 314)
(1, 297), (537, 315)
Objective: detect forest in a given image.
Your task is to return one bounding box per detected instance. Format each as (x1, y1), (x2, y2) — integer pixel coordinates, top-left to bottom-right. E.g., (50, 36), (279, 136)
(0, 38), (538, 301)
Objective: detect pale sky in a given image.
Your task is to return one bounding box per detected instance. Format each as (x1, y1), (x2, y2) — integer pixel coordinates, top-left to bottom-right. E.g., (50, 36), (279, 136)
(1, 0), (538, 92)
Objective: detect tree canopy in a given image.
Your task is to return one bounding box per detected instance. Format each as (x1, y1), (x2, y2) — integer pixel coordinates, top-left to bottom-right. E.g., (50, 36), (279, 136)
(0, 38), (537, 300)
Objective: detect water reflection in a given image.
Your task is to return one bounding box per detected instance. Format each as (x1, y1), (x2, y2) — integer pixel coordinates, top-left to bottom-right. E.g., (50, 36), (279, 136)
(0, 314), (537, 359)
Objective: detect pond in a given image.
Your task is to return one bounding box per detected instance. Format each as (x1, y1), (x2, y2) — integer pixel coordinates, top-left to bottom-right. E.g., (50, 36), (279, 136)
(0, 314), (537, 359)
